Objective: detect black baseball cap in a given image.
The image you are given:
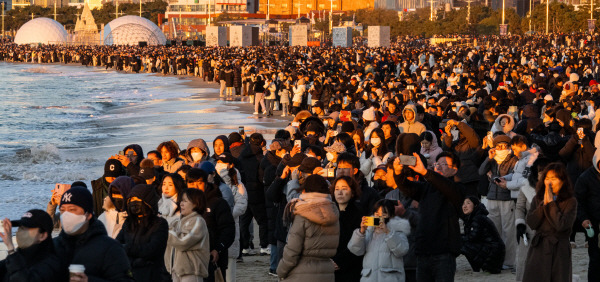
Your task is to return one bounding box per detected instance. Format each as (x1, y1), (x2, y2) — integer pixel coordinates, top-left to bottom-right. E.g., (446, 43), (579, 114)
(11, 209), (53, 234)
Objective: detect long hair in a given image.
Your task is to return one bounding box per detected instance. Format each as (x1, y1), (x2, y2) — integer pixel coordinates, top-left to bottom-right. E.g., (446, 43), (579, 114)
(534, 162), (574, 202)
(368, 128), (388, 158)
(159, 173), (186, 197)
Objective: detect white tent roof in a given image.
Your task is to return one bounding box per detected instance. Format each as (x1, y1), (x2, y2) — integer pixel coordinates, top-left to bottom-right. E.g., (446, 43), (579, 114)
(103, 16), (166, 46)
(14, 18), (68, 45)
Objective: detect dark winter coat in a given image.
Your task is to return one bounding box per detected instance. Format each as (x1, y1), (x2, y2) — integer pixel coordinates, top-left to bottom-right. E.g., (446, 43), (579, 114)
(574, 150), (600, 237)
(203, 184), (236, 269)
(123, 144), (144, 177)
(261, 150), (282, 245)
(523, 196), (577, 282)
(442, 122), (481, 184)
(53, 218), (134, 282)
(332, 201), (363, 282)
(559, 134), (595, 185)
(461, 203), (505, 273)
(394, 170), (464, 256)
(233, 67), (242, 88)
(91, 176), (111, 217)
(116, 185), (169, 282)
(238, 142), (265, 204)
(0, 239), (62, 282)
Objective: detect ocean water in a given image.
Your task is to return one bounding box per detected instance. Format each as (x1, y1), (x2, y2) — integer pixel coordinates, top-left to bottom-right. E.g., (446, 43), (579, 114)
(0, 62), (276, 219)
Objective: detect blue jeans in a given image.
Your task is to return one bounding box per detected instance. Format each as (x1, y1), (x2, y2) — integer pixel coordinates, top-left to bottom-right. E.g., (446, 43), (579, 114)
(269, 244), (278, 272)
(416, 253), (456, 282)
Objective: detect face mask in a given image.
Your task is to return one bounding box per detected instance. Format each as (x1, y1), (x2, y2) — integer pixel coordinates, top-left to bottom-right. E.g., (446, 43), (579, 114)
(191, 152), (203, 162)
(16, 228), (37, 249)
(60, 212), (87, 235)
(371, 138), (382, 147)
(128, 201), (144, 216)
(112, 198), (125, 212)
(326, 152), (335, 162)
(215, 163), (229, 176)
(494, 149), (511, 164)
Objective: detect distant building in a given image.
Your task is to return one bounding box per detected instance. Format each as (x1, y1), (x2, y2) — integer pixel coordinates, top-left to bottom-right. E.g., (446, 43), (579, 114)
(259, 0), (374, 16)
(1, 0), (11, 10)
(162, 0), (249, 38)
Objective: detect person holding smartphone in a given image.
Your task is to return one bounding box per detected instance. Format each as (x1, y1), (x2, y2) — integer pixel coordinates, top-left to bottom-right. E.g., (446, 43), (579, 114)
(522, 163), (577, 282)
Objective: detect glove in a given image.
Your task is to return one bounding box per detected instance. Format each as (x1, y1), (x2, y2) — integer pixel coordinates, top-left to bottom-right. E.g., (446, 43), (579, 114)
(516, 224), (527, 244)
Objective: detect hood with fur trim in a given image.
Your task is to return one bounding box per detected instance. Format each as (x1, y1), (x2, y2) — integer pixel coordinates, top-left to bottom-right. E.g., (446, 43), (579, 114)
(491, 114), (515, 134)
(293, 192), (339, 226)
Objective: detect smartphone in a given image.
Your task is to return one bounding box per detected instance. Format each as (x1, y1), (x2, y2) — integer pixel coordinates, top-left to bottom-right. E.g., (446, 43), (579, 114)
(53, 183), (71, 196)
(407, 85), (415, 90)
(294, 140), (302, 148)
(487, 131), (494, 141)
(343, 96), (348, 104)
(398, 155), (417, 166)
(365, 216), (381, 227)
(118, 150), (124, 156)
(291, 122), (300, 127)
(319, 168), (335, 178)
(493, 177), (501, 183)
(336, 124), (342, 134)
(239, 126), (245, 136)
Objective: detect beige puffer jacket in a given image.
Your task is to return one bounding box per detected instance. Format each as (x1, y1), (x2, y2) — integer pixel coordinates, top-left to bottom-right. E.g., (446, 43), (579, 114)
(276, 193), (340, 281)
(165, 211), (210, 278)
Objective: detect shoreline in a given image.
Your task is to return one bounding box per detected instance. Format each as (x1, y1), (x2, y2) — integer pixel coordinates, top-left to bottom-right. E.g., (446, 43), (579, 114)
(4, 60), (293, 131)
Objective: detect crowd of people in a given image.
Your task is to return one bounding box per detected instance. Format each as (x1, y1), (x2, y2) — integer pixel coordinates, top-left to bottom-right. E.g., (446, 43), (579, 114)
(1, 32), (600, 282)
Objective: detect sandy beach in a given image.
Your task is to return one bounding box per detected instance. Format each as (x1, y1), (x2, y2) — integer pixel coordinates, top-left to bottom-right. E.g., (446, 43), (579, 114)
(238, 226), (591, 281)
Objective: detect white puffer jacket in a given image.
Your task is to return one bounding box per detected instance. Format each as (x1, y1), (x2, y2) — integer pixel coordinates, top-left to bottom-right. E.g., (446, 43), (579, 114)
(158, 194), (180, 225)
(348, 217), (411, 282)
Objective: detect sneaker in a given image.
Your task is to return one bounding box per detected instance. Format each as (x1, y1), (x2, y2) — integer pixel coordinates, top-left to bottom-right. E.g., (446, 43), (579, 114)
(252, 112), (259, 115)
(501, 264), (514, 270)
(236, 256), (244, 263)
(268, 269), (278, 277)
(262, 111), (267, 115)
(281, 114), (287, 117)
(260, 247), (271, 256)
(570, 241), (577, 249)
(242, 248), (256, 256)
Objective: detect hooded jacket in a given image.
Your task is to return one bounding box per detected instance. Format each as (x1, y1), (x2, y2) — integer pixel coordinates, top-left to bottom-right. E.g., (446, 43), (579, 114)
(460, 203), (505, 273)
(276, 193), (340, 281)
(186, 138), (210, 167)
(420, 130), (443, 169)
(348, 217), (411, 282)
(398, 105), (426, 135)
(53, 218), (134, 282)
(123, 144), (144, 177)
(490, 114), (516, 138)
(116, 185), (169, 282)
(165, 211), (210, 278)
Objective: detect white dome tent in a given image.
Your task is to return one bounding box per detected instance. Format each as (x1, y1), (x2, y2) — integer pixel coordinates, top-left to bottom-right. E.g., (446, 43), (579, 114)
(14, 18), (68, 45)
(103, 16), (166, 46)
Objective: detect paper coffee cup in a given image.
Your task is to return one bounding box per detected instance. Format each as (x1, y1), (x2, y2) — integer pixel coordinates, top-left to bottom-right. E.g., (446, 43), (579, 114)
(69, 264), (85, 276)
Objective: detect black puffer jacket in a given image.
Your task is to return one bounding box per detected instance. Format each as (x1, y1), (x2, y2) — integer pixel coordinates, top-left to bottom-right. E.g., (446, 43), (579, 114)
(239, 142), (265, 204)
(203, 184), (236, 269)
(460, 203), (505, 274)
(332, 201), (363, 282)
(0, 239), (61, 281)
(116, 185), (169, 282)
(53, 218), (134, 282)
(529, 122), (570, 161)
(575, 150), (600, 236)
